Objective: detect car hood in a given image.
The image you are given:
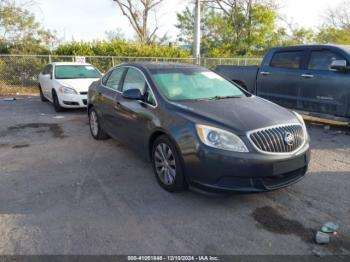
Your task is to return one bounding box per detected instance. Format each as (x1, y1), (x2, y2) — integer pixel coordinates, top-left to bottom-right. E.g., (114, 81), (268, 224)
(57, 78), (100, 92)
(169, 96), (299, 134)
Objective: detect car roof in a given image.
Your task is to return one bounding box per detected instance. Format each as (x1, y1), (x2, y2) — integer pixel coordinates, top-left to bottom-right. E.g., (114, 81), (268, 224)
(271, 44), (350, 51)
(51, 62), (92, 66)
(120, 62), (205, 71)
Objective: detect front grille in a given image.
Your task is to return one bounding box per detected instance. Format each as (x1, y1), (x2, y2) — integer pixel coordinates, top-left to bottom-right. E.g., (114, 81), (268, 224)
(80, 92), (88, 95)
(249, 124), (305, 153)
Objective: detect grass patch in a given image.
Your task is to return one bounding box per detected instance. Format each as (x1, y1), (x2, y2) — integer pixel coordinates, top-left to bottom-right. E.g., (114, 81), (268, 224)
(0, 84), (39, 96)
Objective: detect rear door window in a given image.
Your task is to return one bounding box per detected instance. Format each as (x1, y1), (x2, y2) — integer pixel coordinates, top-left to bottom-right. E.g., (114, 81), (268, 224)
(101, 71), (112, 86)
(308, 50), (346, 71)
(105, 67), (125, 91)
(270, 51), (303, 69)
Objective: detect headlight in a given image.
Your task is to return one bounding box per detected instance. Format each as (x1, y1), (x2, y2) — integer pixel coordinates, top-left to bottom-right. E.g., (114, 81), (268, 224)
(196, 125), (249, 152)
(59, 86), (77, 94)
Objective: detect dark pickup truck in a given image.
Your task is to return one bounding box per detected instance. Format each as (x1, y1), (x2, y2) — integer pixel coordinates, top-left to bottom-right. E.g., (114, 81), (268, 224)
(216, 45), (350, 123)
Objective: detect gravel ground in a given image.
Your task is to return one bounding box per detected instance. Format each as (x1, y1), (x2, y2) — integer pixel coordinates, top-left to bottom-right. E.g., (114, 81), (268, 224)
(0, 96), (349, 255)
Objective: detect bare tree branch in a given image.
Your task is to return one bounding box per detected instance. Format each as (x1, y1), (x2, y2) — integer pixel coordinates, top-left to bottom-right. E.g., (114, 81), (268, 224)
(112, 0), (163, 44)
(324, 0), (350, 30)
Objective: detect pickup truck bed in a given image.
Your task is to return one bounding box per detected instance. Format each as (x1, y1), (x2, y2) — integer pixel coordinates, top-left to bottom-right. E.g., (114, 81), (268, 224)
(215, 45), (350, 123)
(216, 65), (259, 94)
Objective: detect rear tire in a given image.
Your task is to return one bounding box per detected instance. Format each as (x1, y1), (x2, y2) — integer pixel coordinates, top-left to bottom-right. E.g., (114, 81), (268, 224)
(89, 107), (109, 140)
(39, 85), (48, 102)
(152, 135), (188, 192)
(52, 90), (64, 113)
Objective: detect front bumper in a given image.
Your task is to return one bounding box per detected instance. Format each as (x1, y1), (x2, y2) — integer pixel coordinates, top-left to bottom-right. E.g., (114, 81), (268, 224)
(58, 93), (87, 108)
(183, 142), (311, 192)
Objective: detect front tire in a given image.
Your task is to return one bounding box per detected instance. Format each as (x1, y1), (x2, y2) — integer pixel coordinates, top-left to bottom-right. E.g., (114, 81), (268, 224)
(89, 107), (109, 140)
(39, 85), (48, 102)
(152, 135), (187, 192)
(52, 90), (64, 112)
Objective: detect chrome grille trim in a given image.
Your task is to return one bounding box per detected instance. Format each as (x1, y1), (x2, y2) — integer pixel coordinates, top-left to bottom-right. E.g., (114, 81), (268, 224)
(247, 124), (306, 155)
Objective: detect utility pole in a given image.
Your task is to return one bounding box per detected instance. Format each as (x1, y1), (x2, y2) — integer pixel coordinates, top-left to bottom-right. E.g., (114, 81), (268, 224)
(193, 0), (201, 65)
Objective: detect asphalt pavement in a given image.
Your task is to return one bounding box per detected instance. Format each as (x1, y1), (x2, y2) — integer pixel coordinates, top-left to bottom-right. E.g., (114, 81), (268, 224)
(0, 96), (349, 255)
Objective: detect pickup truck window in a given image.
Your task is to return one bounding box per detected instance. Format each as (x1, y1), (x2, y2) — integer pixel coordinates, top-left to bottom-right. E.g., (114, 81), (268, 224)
(270, 51), (303, 69)
(308, 50), (346, 71)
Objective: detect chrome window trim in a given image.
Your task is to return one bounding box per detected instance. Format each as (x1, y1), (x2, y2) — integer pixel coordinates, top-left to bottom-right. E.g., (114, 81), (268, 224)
(101, 65), (158, 108)
(246, 123), (307, 156)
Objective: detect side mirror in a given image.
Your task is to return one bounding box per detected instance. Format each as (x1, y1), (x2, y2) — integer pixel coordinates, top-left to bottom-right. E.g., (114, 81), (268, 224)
(330, 60), (348, 71)
(122, 88), (143, 100)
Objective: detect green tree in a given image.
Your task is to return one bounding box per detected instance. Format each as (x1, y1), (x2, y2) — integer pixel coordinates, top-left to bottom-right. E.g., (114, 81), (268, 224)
(289, 28), (315, 45)
(315, 0), (350, 44)
(0, 0), (55, 54)
(272, 21), (316, 46)
(54, 40), (190, 57)
(176, 5), (223, 55)
(316, 27), (350, 44)
(176, 0), (278, 56)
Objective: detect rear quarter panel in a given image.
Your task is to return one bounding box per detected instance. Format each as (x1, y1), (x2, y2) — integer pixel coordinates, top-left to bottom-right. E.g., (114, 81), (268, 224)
(87, 80), (101, 106)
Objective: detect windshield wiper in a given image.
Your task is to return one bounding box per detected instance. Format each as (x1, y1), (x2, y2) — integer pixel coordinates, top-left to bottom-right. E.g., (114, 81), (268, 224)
(213, 96), (243, 100)
(195, 96), (242, 101)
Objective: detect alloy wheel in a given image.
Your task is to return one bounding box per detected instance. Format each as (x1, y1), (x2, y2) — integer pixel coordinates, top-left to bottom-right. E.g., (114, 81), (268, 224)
(154, 143), (177, 185)
(90, 110), (99, 137)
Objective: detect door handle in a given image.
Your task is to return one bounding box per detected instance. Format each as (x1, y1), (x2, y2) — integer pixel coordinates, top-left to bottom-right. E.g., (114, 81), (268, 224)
(260, 71), (271, 76)
(301, 74), (314, 79)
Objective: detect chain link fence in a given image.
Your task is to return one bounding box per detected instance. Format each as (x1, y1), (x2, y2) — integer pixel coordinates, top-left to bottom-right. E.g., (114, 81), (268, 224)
(0, 55), (262, 95)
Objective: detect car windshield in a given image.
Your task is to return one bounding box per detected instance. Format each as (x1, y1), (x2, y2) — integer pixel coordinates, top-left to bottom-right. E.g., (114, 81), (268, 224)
(150, 67), (245, 101)
(55, 65), (101, 79)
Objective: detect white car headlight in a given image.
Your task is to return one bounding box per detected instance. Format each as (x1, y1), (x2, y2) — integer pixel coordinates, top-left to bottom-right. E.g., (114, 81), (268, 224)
(196, 125), (249, 153)
(59, 86), (77, 94)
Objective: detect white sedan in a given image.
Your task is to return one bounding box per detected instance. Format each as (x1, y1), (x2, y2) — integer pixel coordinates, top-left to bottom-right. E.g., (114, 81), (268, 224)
(38, 62), (102, 112)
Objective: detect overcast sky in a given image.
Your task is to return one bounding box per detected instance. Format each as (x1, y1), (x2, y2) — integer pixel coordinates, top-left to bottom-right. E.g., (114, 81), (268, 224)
(26, 0), (346, 42)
